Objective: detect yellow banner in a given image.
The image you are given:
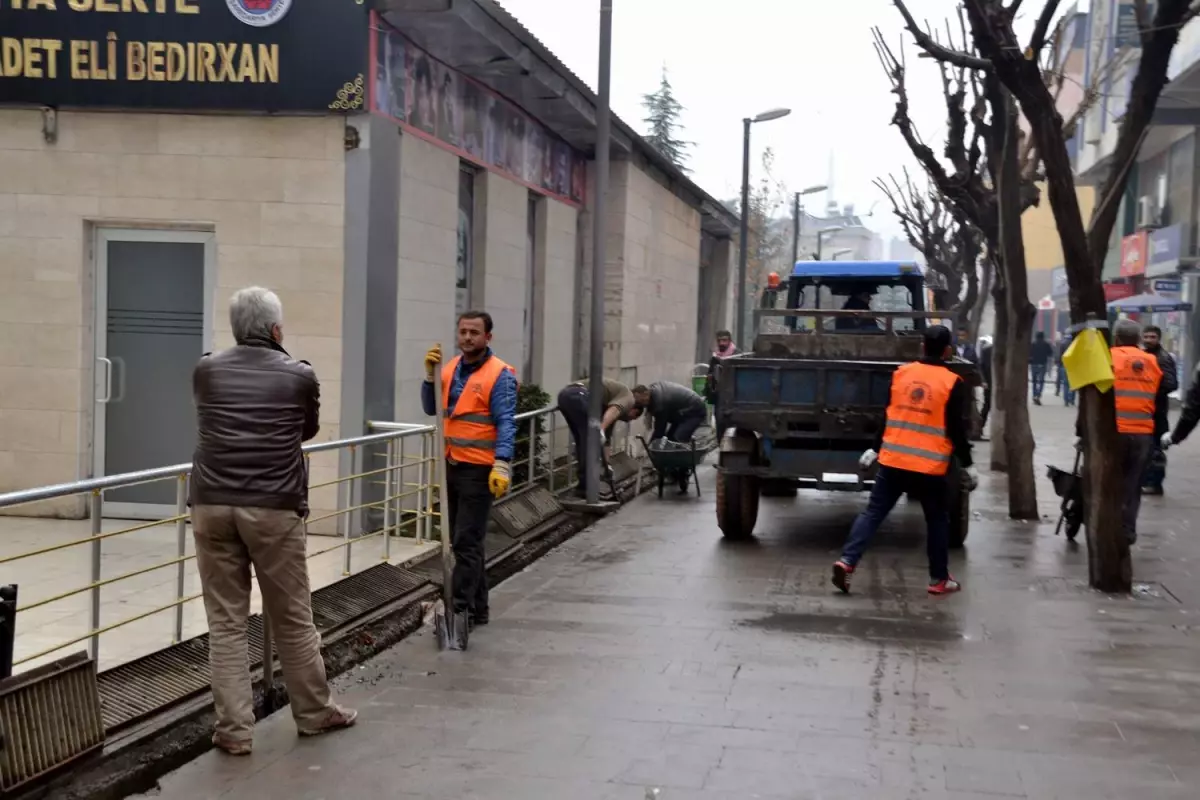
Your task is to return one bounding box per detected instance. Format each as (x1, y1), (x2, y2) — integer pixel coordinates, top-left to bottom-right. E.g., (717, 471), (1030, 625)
(1062, 328), (1114, 393)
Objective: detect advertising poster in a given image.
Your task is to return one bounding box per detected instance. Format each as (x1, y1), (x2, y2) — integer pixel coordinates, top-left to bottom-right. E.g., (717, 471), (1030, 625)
(371, 16), (586, 205)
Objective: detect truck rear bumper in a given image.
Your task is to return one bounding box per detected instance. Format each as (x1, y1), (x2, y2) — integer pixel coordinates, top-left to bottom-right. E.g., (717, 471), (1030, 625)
(717, 467), (873, 492)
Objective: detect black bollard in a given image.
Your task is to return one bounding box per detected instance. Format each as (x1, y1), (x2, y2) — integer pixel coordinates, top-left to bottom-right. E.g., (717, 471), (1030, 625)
(0, 585), (18, 679)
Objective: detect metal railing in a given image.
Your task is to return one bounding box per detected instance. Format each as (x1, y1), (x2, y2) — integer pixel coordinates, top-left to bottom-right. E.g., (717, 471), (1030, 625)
(0, 425), (442, 673)
(0, 406), (644, 675)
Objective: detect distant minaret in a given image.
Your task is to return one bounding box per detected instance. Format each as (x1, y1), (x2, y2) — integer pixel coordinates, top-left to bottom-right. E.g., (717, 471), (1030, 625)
(826, 151), (836, 214)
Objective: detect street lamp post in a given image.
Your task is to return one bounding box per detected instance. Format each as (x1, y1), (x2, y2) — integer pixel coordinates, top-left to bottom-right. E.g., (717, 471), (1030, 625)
(735, 107), (791, 347)
(586, 0), (614, 506)
(791, 184), (828, 268)
(816, 226), (845, 260)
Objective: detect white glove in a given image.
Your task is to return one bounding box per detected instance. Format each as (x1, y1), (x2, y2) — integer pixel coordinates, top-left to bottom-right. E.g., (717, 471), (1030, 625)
(599, 428), (607, 446)
(963, 466), (979, 492)
(858, 449), (878, 470)
(1071, 436), (1082, 451)
(1161, 432), (1174, 451)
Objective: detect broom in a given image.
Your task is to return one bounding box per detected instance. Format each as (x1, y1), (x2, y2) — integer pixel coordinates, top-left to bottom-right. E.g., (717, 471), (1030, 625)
(431, 349), (466, 650)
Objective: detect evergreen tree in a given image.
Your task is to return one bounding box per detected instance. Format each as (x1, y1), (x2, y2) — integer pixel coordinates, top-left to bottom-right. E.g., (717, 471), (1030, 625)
(642, 65), (691, 172)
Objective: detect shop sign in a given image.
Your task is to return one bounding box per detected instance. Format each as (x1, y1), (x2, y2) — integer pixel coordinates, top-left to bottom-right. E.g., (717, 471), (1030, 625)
(1115, 1), (1141, 49)
(1154, 279), (1183, 295)
(1104, 282), (1136, 302)
(1037, 295), (1056, 310)
(371, 15), (587, 206)
(1050, 266), (1069, 298)
(0, 0), (368, 113)
(1146, 223), (1183, 277)
(1120, 231), (1149, 277)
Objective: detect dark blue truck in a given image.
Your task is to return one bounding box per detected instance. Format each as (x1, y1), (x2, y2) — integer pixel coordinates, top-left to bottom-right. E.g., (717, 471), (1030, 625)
(713, 261), (978, 545)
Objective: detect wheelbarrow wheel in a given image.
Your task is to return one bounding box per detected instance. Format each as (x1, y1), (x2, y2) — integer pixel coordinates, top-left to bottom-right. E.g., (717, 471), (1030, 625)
(716, 472), (759, 540)
(657, 474), (664, 498)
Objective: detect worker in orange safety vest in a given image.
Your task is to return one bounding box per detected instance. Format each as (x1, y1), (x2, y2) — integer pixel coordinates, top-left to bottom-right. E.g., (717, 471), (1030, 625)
(1088, 319), (1164, 546)
(422, 310), (518, 647)
(832, 325), (977, 596)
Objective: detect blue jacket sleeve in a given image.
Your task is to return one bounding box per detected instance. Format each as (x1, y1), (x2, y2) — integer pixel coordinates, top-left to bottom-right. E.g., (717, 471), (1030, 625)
(490, 369), (519, 462)
(420, 380), (436, 417)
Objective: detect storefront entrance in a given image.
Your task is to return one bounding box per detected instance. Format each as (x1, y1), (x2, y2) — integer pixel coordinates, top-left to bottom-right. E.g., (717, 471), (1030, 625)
(93, 229), (214, 518)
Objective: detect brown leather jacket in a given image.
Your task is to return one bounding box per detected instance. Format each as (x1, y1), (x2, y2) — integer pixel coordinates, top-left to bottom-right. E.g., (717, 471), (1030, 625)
(190, 338), (320, 514)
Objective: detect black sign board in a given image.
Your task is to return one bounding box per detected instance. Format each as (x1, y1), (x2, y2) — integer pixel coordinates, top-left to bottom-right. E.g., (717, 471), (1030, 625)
(0, 0), (369, 112)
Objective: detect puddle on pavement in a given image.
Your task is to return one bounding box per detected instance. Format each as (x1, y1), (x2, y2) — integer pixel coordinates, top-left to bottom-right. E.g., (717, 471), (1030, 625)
(740, 610), (962, 643)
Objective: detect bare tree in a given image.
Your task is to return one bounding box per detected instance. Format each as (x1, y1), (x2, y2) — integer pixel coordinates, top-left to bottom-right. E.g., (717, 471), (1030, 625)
(896, 0), (1198, 592)
(875, 170), (986, 336)
(873, 21), (1040, 518)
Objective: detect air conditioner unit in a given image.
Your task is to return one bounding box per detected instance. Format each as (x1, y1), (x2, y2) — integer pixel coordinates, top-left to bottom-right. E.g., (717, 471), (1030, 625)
(1136, 196), (1159, 230)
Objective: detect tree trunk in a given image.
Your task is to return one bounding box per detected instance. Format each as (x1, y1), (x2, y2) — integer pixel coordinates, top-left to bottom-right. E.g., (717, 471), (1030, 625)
(993, 85), (1039, 520)
(1080, 388), (1131, 590)
(989, 274), (1009, 473)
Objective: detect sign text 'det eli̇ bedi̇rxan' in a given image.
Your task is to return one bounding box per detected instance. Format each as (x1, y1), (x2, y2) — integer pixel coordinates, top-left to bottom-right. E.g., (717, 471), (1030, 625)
(0, 0), (369, 112)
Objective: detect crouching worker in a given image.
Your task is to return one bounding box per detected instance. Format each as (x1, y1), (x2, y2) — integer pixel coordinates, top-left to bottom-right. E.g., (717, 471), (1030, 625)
(633, 381), (709, 493)
(422, 311), (517, 640)
(556, 377), (640, 498)
(832, 325), (978, 596)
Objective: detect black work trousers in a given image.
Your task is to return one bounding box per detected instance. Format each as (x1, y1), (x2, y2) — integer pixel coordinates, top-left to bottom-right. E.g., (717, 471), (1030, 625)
(558, 385), (600, 495)
(445, 462), (493, 616)
(664, 409), (706, 443)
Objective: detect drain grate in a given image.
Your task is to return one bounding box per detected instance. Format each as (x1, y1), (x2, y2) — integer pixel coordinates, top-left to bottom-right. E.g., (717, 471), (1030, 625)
(96, 563), (428, 734)
(310, 563), (427, 630)
(0, 651), (105, 793)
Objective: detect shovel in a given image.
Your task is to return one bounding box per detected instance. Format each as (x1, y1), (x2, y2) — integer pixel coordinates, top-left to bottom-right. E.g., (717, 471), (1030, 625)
(431, 349), (468, 651)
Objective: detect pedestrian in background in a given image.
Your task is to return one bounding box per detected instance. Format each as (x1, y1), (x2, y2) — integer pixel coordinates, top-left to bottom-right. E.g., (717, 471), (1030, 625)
(191, 287), (356, 756)
(978, 336), (993, 434)
(556, 376), (640, 498)
(1142, 325), (1178, 495)
(706, 330), (740, 442)
(1056, 334), (1076, 407)
(422, 311), (517, 646)
(832, 325), (978, 596)
(1029, 331), (1054, 405)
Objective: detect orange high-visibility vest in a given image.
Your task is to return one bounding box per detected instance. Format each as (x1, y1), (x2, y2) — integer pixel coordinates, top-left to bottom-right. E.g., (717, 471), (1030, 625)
(1111, 346), (1162, 435)
(441, 354), (517, 465)
(878, 362), (961, 476)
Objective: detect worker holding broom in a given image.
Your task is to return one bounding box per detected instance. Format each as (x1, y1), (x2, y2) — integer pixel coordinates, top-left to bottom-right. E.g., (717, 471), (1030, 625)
(422, 310), (518, 649)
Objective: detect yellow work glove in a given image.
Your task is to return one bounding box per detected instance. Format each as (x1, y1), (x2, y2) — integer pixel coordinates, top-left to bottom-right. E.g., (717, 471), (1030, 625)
(423, 343), (442, 380)
(489, 460), (511, 499)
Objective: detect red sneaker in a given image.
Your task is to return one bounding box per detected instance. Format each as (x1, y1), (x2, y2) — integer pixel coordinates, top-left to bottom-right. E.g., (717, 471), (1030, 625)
(832, 561), (855, 594)
(928, 577), (962, 595)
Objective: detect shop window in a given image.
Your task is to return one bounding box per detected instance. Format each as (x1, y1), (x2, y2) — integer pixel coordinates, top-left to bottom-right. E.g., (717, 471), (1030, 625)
(456, 164), (475, 315)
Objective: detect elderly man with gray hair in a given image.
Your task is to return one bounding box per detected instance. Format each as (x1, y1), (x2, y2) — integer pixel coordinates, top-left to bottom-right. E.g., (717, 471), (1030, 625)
(1077, 318), (1167, 545)
(191, 287), (356, 755)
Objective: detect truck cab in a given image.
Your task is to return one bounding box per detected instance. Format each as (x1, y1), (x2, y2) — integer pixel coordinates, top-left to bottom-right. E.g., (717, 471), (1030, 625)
(715, 261), (975, 545)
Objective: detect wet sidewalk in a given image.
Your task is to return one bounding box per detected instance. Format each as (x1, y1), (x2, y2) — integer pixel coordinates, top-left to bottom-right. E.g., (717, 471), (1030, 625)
(138, 403), (1200, 799)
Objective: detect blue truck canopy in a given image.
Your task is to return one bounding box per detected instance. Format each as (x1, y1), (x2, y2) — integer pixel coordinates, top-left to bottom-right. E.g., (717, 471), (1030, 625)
(791, 261), (922, 278)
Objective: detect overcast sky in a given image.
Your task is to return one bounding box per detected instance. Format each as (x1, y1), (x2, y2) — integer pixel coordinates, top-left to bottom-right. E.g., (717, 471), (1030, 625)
(499, 0), (1058, 242)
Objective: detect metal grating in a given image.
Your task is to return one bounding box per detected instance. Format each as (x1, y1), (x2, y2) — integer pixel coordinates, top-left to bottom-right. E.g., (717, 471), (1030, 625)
(309, 563), (427, 630)
(492, 486), (563, 537)
(0, 651), (105, 793)
(95, 564), (429, 734)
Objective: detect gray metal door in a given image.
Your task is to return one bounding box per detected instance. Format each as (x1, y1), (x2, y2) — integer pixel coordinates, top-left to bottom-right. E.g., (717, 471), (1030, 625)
(95, 230), (213, 517)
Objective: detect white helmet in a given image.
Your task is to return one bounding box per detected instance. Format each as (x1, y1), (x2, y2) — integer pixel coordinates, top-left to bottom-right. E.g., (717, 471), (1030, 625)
(978, 335), (993, 348)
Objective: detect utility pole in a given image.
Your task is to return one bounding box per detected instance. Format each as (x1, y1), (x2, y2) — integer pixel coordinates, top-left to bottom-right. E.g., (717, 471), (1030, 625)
(586, 0), (613, 505)
(791, 192), (800, 269)
(736, 118), (752, 347)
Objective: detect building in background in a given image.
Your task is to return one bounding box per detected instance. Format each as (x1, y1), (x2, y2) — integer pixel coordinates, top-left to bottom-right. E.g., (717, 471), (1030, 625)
(1074, 0), (1200, 384)
(0, 0), (737, 517)
(797, 203), (884, 262)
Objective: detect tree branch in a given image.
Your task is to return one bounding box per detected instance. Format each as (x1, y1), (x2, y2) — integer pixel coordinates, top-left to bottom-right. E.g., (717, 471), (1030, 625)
(891, 0), (992, 69)
(1029, 0), (1064, 56)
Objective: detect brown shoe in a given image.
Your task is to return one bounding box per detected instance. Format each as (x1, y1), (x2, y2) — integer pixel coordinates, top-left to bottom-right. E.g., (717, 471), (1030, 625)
(298, 705), (358, 737)
(212, 733), (252, 756)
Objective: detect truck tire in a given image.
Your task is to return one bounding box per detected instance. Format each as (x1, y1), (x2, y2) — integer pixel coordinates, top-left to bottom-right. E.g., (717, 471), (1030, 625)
(948, 481), (970, 549)
(760, 478), (798, 498)
(716, 472), (760, 539)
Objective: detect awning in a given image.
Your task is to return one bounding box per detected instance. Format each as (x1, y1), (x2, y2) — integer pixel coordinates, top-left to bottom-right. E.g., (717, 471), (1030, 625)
(1106, 292), (1194, 313)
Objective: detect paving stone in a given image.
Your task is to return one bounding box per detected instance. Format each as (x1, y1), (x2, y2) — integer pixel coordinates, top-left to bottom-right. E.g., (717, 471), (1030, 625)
(134, 404), (1200, 799)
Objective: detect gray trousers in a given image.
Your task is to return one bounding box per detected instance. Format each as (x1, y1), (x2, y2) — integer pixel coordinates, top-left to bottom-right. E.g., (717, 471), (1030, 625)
(1120, 434), (1154, 545)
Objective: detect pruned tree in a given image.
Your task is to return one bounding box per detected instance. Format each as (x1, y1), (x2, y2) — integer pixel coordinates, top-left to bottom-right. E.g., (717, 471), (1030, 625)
(642, 64), (691, 172)
(895, 0), (1198, 592)
(873, 19), (1040, 519)
(875, 169), (987, 337)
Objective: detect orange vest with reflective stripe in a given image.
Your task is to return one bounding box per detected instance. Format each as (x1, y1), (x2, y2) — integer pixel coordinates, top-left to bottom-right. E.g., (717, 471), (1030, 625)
(1111, 346), (1161, 435)
(878, 362), (960, 476)
(441, 354), (516, 465)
